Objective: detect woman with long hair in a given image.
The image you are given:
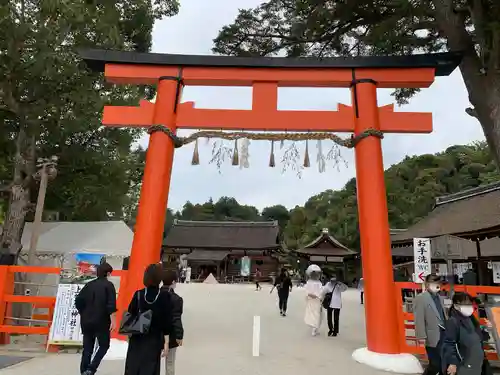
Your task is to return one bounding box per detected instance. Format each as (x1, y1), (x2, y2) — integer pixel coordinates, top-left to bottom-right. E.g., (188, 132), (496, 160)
(124, 264), (173, 375)
(442, 292), (491, 375)
(274, 268), (292, 316)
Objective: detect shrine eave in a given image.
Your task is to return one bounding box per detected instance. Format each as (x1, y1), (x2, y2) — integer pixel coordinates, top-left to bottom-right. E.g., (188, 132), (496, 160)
(79, 49), (462, 77)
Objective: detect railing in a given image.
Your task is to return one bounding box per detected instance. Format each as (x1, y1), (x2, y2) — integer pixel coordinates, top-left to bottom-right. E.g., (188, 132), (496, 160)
(0, 265), (127, 348)
(395, 282), (500, 360)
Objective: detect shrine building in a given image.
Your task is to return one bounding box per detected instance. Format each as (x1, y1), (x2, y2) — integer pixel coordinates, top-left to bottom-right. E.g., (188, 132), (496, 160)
(391, 181), (500, 285)
(162, 220), (281, 282)
(294, 228), (357, 281)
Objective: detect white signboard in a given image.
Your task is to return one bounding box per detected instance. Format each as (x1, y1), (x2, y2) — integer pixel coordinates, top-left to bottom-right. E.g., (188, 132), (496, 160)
(492, 262), (500, 284)
(48, 283), (84, 346)
(310, 256), (327, 262)
(413, 238), (432, 283)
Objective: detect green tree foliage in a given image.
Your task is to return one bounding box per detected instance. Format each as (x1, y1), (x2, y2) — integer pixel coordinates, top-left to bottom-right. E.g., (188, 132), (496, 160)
(0, 1), (179, 253)
(168, 141), (500, 251)
(213, 0), (500, 167)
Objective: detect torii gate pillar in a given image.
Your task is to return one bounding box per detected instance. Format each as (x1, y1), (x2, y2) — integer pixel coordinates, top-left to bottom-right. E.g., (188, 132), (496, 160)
(80, 48), (461, 373)
(123, 78), (180, 309)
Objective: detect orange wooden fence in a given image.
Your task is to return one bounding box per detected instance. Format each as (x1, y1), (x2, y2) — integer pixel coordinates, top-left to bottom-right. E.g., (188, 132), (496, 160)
(0, 265), (127, 346)
(395, 281), (500, 360)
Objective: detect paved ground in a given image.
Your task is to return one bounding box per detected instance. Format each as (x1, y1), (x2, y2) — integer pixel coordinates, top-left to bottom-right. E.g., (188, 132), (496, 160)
(0, 283), (401, 375)
(0, 356), (31, 370)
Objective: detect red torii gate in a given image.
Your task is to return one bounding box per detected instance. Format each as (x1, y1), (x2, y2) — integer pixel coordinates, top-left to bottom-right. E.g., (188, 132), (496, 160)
(81, 49), (460, 369)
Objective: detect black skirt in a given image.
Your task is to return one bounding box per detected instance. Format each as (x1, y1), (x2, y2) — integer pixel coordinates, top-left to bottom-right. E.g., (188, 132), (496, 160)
(124, 333), (164, 375)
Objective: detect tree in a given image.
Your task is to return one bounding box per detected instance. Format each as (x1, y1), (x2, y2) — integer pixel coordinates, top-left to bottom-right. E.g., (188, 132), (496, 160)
(213, 0), (500, 167)
(0, 1), (179, 256)
(262, 204), (290, 240)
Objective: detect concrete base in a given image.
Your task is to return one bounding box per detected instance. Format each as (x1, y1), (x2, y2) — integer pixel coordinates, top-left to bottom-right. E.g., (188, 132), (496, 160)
(352, 347), (423, 374)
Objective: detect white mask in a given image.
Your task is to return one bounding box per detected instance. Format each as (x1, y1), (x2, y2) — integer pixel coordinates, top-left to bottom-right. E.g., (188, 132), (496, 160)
(428, 284), (440, 293)
(459, 305), (474, 317)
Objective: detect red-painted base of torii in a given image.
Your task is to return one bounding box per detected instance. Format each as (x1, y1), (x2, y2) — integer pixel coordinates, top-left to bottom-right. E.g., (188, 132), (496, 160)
(81, 49), (461, 371)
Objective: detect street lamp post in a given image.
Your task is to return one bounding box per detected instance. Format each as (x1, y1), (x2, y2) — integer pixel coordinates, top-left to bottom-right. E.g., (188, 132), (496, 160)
(26, 156), (58, 268)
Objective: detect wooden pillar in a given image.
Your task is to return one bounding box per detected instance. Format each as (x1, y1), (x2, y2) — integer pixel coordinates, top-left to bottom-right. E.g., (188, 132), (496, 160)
(351, 80), (400, 354)
(121, 77), (180, 323)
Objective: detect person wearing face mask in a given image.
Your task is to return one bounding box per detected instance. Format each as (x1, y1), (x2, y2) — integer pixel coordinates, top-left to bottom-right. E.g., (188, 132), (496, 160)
(414, 274), (446, 375)
(442, 293), (491, 375)
(321, 275), (348, 337)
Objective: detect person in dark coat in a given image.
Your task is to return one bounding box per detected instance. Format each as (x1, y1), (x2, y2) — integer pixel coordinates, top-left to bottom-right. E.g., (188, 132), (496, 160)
(161, 270), (184, 375)
(255, 268), (262, 291)
(124, 264), (173, 375)
(442, 292), (491, 375)
(274, 268), (292, 316)
(75, 262), (117, 375)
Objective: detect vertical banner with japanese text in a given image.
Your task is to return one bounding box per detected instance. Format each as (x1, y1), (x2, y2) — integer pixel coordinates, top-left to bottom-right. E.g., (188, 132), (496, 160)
(413, 238), (432, 284)
(47, 269), (85, 346)
(240, 256), (251, 277)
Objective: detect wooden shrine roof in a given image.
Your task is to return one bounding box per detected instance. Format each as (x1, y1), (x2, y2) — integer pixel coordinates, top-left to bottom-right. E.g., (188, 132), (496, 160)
(391, 182), (500, 245)
(163, 219), (280, 250)
(80, 49), (461, 76)
(295, 228), (356, 257)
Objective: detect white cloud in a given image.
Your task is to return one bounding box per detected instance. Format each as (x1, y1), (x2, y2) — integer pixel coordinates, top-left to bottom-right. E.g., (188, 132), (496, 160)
(136, 0), (485, 212)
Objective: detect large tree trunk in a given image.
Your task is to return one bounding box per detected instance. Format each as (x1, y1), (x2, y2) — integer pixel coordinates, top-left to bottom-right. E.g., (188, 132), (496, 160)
(0, 128), (33, 258)
(0, 127), (35, 325)
(431, 0), (500, 168)
(458, 49), (500, 167)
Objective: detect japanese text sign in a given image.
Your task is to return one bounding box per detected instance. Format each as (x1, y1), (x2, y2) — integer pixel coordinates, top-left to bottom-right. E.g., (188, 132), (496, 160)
(413, 238), (432, 283)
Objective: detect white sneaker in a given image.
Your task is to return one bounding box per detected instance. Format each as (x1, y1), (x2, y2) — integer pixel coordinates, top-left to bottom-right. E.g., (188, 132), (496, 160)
(311, 328), (318, 336)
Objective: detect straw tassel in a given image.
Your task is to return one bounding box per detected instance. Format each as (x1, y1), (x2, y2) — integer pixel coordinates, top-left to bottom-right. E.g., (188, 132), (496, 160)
(269, 140), (276, 167)
(191, 138), (200, 165)
(303, 139), (311, 168)
(232, 139), (239, 166)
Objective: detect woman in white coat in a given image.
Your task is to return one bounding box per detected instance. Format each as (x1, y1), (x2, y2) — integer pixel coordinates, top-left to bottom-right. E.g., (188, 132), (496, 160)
(304, 266), (323, 336)
(322, 276), (348, 337)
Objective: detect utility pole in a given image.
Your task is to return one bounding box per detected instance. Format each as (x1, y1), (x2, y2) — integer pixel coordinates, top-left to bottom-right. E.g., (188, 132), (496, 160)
(26, 156), (58, 268)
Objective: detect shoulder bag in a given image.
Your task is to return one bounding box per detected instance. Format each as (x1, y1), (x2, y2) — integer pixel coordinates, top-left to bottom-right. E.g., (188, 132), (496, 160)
(119, 288), (159, 336)
(322, 283), (338, 309)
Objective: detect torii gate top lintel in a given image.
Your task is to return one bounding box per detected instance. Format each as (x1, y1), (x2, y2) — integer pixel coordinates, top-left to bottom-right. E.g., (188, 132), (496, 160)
(79, 49), (462, 133)
(80, 49), (461, 88)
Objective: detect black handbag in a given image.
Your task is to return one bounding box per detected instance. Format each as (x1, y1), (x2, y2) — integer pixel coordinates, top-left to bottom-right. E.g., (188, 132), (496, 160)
(119, 289), (158, 336)
(322, 283), (338, 309)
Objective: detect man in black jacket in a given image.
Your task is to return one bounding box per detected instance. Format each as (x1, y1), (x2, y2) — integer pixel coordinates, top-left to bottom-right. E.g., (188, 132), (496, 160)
(75, 262), (117, 375)
(162, 270), (184, 375)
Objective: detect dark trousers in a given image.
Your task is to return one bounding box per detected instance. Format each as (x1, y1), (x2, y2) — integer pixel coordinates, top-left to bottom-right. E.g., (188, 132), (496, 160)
(80, 329), (111, 374)
(278, 291), (289, 312)
(360, 291), (364, 304)
(327, 307), (340, 334)
(255, 281), (261, 289)
(423, 345), (443, 375)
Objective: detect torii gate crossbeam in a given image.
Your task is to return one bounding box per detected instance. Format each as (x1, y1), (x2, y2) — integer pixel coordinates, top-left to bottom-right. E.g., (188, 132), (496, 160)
(81, 49), (461, 372)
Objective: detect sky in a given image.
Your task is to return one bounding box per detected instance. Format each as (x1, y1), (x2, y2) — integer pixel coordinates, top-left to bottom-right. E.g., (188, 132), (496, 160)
(139, 0), (485, 212)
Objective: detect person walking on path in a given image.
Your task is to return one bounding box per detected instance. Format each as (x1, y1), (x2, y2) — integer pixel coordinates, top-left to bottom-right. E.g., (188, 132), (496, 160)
(442, 292), (492, 375)
(255, 268), (262, 291)
(75, 262), (117, 375)
(161, 270), (184, 375)
(274, 268), (293, 316)
(358, 277), (364, 305)
(414, 274), (446, 375)
(304, 265), (323, 336)
(124, 264), (173, 375)
(322, 276), (348, 337)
